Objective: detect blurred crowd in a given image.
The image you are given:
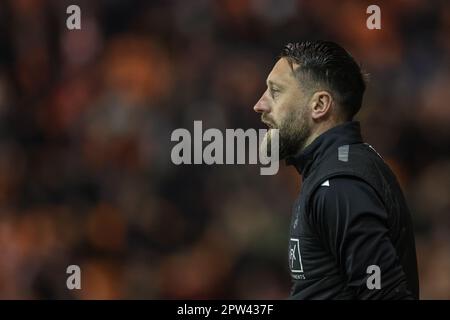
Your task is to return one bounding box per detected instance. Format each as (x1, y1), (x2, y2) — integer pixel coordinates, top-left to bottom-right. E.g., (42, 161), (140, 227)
(0, 0), (449, 299)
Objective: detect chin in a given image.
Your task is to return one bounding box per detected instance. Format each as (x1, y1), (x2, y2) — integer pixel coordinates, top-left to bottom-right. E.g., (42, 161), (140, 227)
(259, 129), (272, 158)
(260, 128), (289, 161)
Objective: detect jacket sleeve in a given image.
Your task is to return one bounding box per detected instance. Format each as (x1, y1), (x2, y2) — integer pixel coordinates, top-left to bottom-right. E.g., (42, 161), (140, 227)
(309, 176), (415, 299)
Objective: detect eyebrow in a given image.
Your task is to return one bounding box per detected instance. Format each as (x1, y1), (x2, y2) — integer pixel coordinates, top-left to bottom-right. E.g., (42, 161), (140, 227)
(266, 79), (283, 88)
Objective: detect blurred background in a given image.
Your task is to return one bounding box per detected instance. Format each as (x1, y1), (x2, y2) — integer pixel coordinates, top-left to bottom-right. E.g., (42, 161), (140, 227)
(0, 0), (449, 299)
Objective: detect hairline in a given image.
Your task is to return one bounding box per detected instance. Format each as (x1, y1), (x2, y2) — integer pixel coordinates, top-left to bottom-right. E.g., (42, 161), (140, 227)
(280, 56), (337, 99)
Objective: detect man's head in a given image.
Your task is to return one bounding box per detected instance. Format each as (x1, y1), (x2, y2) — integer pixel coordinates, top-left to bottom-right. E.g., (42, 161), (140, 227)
(254, 40), (366, 159)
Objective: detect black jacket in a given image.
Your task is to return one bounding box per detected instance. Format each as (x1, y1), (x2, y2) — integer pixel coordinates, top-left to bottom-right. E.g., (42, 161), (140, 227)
(286, 121), (419, 299)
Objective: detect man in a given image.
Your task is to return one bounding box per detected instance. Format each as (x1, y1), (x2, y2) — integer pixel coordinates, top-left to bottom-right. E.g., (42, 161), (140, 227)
(253, 41), (419, 299)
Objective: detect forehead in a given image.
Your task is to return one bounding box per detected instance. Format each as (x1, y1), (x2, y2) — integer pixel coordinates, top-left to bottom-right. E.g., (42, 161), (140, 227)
(267, 58), (299, 86)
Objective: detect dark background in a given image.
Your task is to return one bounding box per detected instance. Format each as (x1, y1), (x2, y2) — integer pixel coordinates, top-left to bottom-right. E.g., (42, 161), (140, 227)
(0, 0), (449, 299)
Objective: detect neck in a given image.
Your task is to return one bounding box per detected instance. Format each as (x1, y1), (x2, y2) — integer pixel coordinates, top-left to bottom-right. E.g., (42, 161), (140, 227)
(285, 120), (363, 177)
(301, 120), (341, 153)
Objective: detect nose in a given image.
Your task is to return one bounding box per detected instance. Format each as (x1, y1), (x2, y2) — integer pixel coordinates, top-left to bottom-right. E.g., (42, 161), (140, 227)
(253, 93), (270, 114)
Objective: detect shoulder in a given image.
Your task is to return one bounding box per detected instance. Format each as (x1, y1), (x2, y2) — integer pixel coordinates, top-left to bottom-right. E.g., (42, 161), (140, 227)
(313, 176), (379, 201)
(309, 176), (386, 221)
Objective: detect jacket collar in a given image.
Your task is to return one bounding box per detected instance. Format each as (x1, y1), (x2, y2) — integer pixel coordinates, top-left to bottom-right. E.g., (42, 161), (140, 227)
(286, 121), (363, 179)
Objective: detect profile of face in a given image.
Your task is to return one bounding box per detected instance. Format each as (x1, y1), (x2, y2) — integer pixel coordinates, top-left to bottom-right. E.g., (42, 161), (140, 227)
(254, 58), (313, 160)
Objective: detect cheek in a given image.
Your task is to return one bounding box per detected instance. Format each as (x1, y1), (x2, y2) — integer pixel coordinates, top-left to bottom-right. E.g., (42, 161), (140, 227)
(276, 96), (297, 123)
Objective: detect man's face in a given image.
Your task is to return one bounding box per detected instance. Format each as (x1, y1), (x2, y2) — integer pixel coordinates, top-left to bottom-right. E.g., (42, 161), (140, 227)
(254, 58), (312, 159)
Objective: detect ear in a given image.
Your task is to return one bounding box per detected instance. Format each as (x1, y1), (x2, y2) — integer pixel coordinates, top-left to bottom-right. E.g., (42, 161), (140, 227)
(310, 91), (333, 120)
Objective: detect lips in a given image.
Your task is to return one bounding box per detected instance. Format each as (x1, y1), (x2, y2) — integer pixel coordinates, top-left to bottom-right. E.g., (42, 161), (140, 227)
(261, 116), (276, 129)
(262, 120), (276, 129)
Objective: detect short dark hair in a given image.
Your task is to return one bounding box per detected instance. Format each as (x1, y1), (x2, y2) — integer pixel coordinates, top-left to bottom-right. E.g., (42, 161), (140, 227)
(280, 41), (366, 120)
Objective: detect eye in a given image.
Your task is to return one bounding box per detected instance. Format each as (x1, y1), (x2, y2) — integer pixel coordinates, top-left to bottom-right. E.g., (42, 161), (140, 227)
(270, 87), (280, 99)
